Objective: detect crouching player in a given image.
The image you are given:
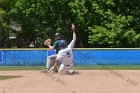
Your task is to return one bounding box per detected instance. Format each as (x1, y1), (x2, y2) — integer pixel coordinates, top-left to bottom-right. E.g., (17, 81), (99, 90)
(48, 23), (76, 75)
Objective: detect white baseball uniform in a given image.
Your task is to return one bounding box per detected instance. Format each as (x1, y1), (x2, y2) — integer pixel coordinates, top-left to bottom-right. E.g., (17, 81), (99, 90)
(56, 33), (76, 75)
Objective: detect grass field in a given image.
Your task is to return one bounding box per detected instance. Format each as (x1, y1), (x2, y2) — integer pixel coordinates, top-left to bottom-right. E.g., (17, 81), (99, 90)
(0, 65), (140, 70)
(0, 75), (23, 80)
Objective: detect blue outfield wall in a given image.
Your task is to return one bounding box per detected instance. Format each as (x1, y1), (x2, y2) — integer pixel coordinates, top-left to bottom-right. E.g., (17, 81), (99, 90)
(0, 48), (140, 66)
(0, 50), (2, 63)
(74, 49), (140, 65)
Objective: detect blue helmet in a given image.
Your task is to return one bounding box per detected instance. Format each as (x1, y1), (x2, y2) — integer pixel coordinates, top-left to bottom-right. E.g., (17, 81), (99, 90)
(59, 40), (67, 48)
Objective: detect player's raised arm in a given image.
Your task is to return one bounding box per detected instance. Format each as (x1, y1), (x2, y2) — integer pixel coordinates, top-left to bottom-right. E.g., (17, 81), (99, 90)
(72, 23), (76, 41)
(68, 23), (76, 49)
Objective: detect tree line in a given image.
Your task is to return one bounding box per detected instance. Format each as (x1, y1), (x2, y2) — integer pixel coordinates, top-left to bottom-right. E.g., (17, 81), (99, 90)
(0, 0), (140, 48)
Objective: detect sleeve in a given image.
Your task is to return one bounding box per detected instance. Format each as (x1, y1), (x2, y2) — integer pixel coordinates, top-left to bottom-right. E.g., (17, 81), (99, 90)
(68, 32), (76, 49)
(53, 41), (58, 49)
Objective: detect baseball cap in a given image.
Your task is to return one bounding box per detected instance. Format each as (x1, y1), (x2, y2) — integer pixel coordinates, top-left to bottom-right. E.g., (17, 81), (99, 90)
(54, 32), (61, 37)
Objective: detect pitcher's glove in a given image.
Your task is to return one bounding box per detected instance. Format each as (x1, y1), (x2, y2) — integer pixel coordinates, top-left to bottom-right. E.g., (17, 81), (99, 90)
(44, 39), (51, 46)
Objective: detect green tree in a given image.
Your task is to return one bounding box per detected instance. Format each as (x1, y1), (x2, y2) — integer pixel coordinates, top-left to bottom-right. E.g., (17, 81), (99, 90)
(0, 0), (16, 47)
(69, 0), (140, 48)
(11, 0), (72, 47)
(6, 0), (140, 48)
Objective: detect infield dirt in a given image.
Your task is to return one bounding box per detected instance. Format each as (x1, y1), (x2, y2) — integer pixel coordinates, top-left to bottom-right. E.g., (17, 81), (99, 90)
(0, 70), (140, 93)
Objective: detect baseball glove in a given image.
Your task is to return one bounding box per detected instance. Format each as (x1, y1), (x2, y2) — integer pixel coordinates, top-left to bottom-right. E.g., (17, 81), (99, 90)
(44, 39), (51, 46)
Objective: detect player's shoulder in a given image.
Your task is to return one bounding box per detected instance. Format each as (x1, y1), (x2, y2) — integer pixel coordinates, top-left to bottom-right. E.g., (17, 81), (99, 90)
(53, 40), (61, 46)
(54, 40), (60, 44)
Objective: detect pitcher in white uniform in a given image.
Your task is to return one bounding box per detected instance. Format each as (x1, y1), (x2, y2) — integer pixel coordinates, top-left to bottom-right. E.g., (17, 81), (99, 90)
(48, 23), (76, 75)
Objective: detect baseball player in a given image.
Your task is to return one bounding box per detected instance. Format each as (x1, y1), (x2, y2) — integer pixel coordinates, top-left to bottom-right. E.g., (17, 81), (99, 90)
(48, 23), (76, 75)
(43, 32), (66, 72)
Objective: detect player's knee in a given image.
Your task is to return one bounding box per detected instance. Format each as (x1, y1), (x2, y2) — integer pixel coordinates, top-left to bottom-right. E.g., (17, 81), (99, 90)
(47, 56), (52, 59)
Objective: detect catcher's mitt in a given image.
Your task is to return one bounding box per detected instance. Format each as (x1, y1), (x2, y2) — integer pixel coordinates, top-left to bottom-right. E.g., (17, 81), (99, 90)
(44, 39), (51, 46)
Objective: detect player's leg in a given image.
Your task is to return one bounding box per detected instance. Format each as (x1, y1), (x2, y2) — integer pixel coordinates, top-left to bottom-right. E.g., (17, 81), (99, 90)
(46, 56), (51, 69)
(42, 54), (57, 73)
(58, 63), (74, 75)
(46, 54), (57, 69)
(65, 63), (74, 74)
(58, 64), (65, 75)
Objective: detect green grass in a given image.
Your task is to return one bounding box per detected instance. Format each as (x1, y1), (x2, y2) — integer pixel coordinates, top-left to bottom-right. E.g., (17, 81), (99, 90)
(0, 75), (23, 80)
(73, 65), (140, 70)
(0, 66), (45, 71)
(0, 65), (140, 70)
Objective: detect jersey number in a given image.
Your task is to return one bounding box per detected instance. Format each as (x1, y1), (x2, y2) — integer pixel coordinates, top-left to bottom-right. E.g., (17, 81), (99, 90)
(66, 52), (71, 57)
